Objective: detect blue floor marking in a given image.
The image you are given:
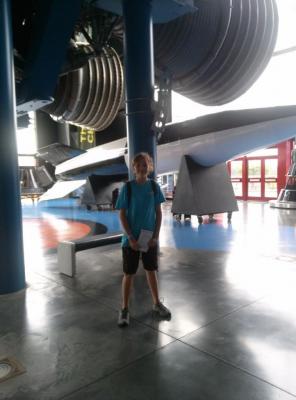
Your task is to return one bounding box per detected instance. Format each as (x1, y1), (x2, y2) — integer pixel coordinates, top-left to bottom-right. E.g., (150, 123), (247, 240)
(22, 199), (122, 233)
(161, 217), (236, 252)
(22, 199), (296, 255)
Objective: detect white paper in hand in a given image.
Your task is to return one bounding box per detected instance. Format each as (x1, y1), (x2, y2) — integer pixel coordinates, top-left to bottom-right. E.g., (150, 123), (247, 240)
(138, 229), (153, 252)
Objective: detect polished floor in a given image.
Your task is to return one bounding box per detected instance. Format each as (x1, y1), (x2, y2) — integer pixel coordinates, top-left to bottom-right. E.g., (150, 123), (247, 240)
(0, 200), (296, 399)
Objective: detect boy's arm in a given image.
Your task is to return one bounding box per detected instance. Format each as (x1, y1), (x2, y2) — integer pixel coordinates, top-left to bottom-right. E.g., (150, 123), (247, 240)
(119, 209), (139, 250)
(153, 204), (162, 239)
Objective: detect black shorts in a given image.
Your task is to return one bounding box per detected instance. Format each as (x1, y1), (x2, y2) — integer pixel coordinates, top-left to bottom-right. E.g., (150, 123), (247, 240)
(122, 246), (158, 275)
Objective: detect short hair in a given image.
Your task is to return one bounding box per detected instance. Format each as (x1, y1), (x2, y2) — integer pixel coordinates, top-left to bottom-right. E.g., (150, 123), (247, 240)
(132, 152), (154, 173)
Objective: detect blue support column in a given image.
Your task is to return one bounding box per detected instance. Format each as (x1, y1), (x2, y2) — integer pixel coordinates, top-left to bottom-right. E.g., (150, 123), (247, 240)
(123, 0), (157, 179)
(0, 0), (26, 294)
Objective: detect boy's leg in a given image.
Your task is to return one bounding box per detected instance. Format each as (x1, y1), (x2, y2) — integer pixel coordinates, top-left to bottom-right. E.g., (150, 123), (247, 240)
(122, 273), (134, 309)
(145, 270), (160, 305)
(145, 270), (171, 318)
(120, 247), (140, 309)
(142, 247), (171, 319)
(118, 247), (139, 327)
(142, 246), (159, 304)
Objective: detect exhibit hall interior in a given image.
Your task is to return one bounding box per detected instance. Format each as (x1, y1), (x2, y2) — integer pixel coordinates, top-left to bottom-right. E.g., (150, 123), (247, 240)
(0, 0), (296, 399)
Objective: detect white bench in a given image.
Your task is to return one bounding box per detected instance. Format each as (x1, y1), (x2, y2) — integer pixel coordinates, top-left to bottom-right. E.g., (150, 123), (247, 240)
(58, 232), (123, 277)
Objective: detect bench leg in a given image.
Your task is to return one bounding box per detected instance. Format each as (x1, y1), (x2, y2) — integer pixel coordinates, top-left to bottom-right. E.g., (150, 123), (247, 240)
(58, 242), (76, 277)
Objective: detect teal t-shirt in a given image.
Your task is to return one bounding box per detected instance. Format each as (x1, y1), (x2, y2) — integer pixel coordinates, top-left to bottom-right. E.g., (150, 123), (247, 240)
(116, 179), (165, 247)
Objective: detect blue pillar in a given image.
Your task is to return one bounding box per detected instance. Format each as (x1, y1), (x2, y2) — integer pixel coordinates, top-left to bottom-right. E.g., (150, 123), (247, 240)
(123, 0), (157, 179)
(0, 0), (26, 294)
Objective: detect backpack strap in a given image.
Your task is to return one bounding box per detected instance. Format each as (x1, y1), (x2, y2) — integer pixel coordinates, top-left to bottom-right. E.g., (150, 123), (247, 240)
(126, 180), (132, 207)
(150, 179), (157, 196)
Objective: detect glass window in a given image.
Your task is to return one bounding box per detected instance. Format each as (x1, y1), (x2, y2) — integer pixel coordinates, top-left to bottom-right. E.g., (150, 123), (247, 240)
(232, 182), (242, 197)
(265, 159), (277, 177)
(231, 160), (243, 178)
(247, 148), (278, 157)
(248, 160), (261, 178)
(17, 112), (36, 167)
(265, 182), (277, 198)
(167, 174), (174, 192)
(18, 155), (36, 167)
(248, 182), (261, 197)
(16, 112), (36, 155)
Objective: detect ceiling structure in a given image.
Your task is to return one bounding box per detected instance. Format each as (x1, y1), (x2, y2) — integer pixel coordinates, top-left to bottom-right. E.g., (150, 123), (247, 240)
(13, 0), (279, 134)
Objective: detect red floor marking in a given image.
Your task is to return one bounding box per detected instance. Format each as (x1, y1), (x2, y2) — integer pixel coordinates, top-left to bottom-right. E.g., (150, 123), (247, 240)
(23, 219), (92, 249)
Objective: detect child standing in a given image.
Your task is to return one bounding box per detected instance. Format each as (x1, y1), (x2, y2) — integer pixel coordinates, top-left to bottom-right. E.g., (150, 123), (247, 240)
(116, 152), (171, 327)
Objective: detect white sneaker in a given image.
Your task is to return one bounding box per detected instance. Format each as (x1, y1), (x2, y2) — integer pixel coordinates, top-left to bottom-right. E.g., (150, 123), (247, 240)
(118, 308), (130, 327)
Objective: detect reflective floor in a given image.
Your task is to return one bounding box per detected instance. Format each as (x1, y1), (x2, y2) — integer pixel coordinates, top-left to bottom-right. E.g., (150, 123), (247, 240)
(1, 200), (296, 399)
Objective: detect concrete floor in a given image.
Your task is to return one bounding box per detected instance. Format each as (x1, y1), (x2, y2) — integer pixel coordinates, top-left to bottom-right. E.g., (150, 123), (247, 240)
(0, 201), (296, 399)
